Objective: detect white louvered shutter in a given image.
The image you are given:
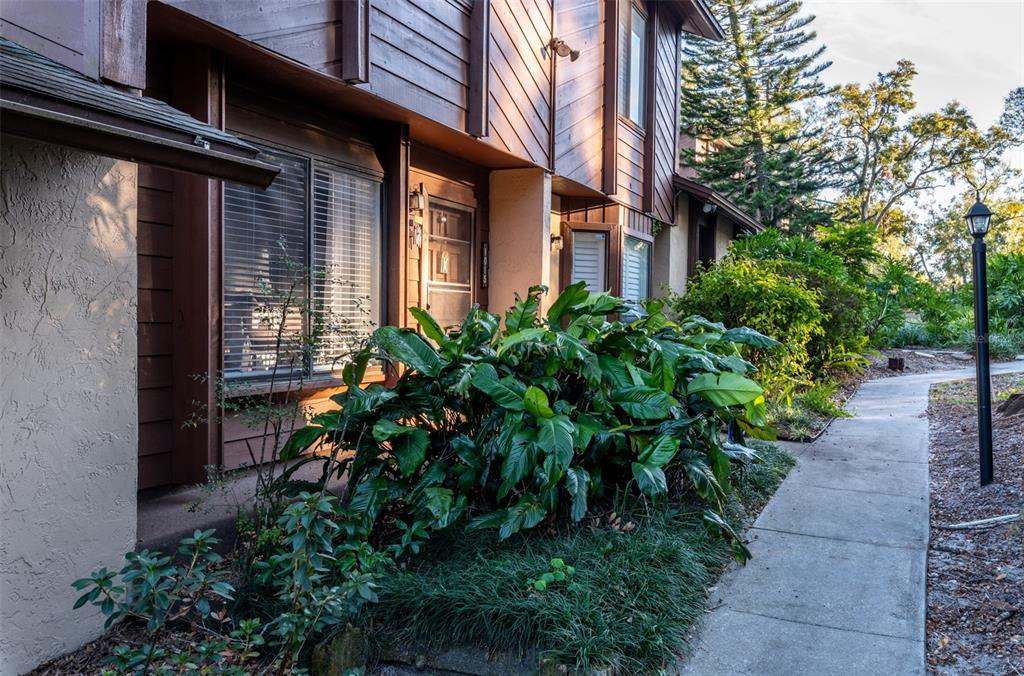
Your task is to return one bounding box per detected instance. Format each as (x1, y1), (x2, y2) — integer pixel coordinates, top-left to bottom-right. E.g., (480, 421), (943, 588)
(311, 164), (382, 373)
(622, 235), (651, 302)
(223, 148), (308, 379)
(571, 231), (608, 292)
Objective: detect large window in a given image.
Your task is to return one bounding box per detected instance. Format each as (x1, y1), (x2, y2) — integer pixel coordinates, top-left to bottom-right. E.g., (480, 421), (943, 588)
(618, 2), (648, 127)
(223, 143), (381, 380)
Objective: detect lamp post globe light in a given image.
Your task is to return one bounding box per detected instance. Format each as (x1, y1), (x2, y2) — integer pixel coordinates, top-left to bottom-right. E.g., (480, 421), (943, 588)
(965, 194), (994, 486)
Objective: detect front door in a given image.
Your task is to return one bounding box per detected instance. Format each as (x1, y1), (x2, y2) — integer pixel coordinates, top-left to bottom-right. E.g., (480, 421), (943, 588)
(425, 199), (474, 329)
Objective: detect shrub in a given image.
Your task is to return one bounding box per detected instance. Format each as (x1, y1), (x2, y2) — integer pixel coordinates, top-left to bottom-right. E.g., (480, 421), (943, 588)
(288, 283), (777, 563)
(668, 257), (823, 400)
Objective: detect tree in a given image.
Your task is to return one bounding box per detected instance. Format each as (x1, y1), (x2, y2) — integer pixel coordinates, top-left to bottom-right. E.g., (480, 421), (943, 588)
(912, 183), (1024, 287)
(680, 0), (837, 231)
(824, 60), (1012, 236)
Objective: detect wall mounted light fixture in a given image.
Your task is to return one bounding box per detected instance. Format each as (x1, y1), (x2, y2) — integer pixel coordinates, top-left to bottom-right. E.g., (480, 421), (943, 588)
(548, 38), (580, 61)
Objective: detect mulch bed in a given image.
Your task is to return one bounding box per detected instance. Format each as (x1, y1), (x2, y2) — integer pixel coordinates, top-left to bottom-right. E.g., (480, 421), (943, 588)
(866, 347), (977, 379)
(927, 373), (1024, 675)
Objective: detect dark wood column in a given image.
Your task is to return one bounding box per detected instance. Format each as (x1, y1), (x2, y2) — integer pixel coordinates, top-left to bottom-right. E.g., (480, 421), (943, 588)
(171, 46), (223, 484)
(378, 122), (411, 330)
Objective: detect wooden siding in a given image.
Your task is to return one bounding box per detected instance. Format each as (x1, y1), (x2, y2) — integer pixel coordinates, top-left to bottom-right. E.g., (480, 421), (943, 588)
(650, 7), (679, 222)
(553, 0), (604, 190)
(616, 120), (644, 210)
(0, 0), (99, 78)
(163, 0), (344, 75)
(137, 164), (176, 490)
(485, 0), (552, 167)
(366, 0), (472, 131)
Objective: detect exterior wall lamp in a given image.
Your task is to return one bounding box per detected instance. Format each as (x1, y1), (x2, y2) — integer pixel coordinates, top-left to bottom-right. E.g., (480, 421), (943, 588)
(548, 38), (580, 61)
(965, 194), (994, 486)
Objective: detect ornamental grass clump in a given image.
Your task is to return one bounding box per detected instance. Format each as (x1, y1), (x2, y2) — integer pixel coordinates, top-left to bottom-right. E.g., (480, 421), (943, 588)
(287, 282), (778, 562)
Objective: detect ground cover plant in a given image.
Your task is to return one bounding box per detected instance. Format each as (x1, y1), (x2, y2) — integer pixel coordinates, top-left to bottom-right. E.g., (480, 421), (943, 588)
(370, 443), (795, 673)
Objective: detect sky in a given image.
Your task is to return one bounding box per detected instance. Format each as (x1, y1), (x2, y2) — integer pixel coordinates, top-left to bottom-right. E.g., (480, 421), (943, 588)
(802, 0), (1024, 176)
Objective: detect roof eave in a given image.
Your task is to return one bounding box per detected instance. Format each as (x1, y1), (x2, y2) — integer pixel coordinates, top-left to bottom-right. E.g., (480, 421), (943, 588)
(679, 0), (726, 40)
(673, 175), (764, 233)
(1, 96), (279, 187)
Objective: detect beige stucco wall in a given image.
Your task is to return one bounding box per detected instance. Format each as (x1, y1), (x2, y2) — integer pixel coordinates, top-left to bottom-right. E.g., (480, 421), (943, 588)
(488, 168), (553, 314)
(715, 217), (734, 259)
(652, 192), (691, 296)
(0, 137), (138, 673)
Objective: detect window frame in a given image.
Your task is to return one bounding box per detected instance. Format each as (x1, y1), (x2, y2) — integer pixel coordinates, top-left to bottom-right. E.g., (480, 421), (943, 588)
(221, 134), (386, 386)
(618, 1), (649, 130)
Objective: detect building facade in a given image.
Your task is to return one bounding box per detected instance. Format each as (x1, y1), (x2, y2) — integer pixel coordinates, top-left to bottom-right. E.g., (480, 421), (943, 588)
(0, 1), (758, 670)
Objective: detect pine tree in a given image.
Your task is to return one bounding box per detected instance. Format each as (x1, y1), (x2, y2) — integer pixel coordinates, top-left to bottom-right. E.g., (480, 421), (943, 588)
(680, 0), (836, 231)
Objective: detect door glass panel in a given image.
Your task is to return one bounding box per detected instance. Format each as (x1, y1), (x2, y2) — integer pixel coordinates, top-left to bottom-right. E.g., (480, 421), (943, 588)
(427, 202), (473, 329)
(571, 231), (608, 292)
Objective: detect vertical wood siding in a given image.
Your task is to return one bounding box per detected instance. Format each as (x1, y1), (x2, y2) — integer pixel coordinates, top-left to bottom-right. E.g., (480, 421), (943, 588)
(650, 8), (679, 222)
(552, 0), (604, 190)
(137, 164), (176, 490)
(616, 121), (644, 209)
(485, 0), (552, 167)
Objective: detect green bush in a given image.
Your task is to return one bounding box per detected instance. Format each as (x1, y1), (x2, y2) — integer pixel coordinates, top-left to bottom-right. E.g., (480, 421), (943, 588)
(730, 228), (870, 372)
(289, 283), (778, 563)
(668, 257), (823, 400)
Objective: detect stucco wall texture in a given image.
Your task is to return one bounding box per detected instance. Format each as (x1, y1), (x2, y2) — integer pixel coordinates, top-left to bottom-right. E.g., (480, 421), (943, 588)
(0, 137), (138, 674)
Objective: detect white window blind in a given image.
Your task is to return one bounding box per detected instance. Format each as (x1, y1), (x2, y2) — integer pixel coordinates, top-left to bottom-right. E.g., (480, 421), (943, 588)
(622, 235), (651, 302)
(223, 148), (309, 378)
(223, 142), (382, 381)
(311, 164), (381, 372)
(571, 231), (608, 292)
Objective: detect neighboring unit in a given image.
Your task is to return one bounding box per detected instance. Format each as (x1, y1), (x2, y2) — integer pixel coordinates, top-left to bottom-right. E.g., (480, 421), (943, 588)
(0, 0), (758, 670)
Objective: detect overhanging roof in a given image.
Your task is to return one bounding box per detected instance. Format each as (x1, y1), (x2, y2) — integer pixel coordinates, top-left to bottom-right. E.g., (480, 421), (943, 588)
(0, 38), (279, 187)
(677, 0), (726, 40)
(673, 175), (763, 232)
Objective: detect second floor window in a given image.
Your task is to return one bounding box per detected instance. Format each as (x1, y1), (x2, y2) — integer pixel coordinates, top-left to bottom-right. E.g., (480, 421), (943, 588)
(223, 143), (382, 381)
(618, 2), (648, 127)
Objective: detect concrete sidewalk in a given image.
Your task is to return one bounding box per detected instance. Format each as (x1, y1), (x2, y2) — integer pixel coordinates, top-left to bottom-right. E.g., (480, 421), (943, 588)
(676, 361), (1024, 676)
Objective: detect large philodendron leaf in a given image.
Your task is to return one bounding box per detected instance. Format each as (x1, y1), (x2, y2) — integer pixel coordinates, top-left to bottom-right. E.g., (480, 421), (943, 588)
(496, 327), (547, 357)
(279, 425), (325, 460)
(631, 462), (667, 498)
(524, 386), (554, 418)
(721, 326), (780, 349)
(638, 434), (679, 468)
(687, 371), (764, 407)
(546, 281), (590, 325)
(610, 386), (678, 420)
(373, 419), (430, 478)
(374, 326), (445, 377)
(472, 363), (526, 410)
(498, 431), (537, 499)
(505, 286), (543, 333)
(565, 467), (590, 521)
(537, 414), (575, 471)
(409, 306), (447, 346)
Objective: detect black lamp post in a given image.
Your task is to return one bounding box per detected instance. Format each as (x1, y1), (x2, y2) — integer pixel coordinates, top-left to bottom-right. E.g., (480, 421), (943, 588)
(965, 195), (994, 486)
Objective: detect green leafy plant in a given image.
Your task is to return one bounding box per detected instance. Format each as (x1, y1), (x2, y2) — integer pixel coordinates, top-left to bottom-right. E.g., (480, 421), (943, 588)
(288, 283), (777, 562)
(527, 558), (576, 591)
(668, 256), (821, 401)
(72, 530), (262, 674)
